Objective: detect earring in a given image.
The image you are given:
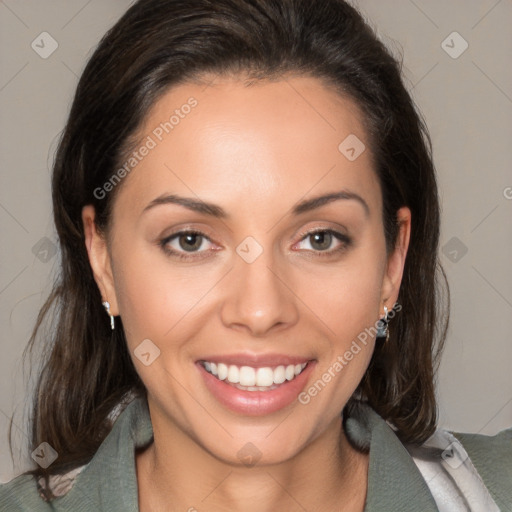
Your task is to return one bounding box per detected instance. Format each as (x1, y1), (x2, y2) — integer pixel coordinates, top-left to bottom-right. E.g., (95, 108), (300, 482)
(102, 301), (115, 330)
(376, 305), (389, 342)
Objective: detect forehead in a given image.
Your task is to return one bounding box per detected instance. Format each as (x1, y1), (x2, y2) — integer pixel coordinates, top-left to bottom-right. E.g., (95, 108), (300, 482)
(111, 75), (380, 220)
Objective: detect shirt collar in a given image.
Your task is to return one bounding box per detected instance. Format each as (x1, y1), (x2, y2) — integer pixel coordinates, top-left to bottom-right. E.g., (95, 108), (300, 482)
(359, 404), (438, 511)
(55, 396), (437, 511)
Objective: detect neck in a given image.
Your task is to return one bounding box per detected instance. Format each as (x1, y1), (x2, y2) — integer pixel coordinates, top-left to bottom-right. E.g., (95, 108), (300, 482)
(136, 411), (368, 512)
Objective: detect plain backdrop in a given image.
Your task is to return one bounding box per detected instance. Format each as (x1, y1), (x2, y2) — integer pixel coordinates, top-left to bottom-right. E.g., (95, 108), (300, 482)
(1, 0), (511, 482)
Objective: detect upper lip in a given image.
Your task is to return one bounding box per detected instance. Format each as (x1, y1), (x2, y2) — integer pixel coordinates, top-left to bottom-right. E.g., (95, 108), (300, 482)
(197, 353), (314, 367)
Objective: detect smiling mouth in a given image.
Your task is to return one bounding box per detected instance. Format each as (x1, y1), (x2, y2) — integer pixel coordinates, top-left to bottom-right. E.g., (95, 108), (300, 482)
(200, 361), (308, 391)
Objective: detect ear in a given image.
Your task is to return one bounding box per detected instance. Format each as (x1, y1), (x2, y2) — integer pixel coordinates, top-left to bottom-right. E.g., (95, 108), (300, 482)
(380, 206), (411, 311)
(82, 205), (119, 316)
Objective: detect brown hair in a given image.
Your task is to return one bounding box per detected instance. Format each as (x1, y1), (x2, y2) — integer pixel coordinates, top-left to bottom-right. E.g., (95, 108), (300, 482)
(18, 0), (449, 478)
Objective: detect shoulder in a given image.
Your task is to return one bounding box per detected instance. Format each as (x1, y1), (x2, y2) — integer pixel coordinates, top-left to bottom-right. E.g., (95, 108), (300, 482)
(408, 425), (512, 511)
(453, 426), (512, 506)
(0, 473), (51, 511)
(0, 394), (146, 511)
(454, 425), (512, 463)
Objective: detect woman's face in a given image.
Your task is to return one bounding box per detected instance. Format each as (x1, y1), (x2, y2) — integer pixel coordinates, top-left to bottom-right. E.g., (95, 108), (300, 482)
(83, 75), (410, 465)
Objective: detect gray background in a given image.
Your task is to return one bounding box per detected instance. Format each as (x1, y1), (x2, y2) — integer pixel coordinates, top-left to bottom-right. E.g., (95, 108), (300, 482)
(0, 0), (511, 482)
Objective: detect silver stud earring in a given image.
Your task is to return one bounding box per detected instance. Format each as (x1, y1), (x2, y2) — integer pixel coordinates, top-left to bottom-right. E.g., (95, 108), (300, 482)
(102, 301), (115, 330)
(376, 305), (389, 342)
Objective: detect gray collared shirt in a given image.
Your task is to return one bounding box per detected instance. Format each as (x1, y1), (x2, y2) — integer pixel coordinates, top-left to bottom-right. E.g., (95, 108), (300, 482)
(1, 397), (511, 511)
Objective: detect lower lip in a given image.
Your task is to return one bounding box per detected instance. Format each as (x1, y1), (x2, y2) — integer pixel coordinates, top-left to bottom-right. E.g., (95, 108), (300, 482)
(198, 362), (315, 416)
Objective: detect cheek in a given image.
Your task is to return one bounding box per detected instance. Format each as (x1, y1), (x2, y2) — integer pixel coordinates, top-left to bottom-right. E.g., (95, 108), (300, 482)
(296, 272), (381, 417)
(295, 245), (385, 342)
(293, 240), (385, 404)
(111, 242), (222, 349)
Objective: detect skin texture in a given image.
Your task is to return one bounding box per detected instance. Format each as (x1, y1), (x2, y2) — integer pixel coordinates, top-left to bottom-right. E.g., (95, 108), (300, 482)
(82, 75), (411, 511)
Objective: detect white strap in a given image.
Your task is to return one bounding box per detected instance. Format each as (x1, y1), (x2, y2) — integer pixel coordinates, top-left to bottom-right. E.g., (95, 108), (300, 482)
(411, 429), (500, 511)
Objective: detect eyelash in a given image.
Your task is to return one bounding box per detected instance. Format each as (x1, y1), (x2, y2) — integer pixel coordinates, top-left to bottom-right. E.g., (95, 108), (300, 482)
(159, 228), (352, 261)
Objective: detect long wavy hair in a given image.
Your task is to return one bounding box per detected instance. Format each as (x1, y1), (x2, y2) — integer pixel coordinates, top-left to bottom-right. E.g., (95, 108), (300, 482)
(17, 0), (449, 479)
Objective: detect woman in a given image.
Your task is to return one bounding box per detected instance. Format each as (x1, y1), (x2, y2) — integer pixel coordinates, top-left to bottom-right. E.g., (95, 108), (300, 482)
(1, 0), (510, 510)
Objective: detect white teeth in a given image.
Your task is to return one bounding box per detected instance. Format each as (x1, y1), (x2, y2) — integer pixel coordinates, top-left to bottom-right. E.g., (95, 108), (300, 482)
(239, 366), (256, 386)
(256, 367), (274, 387)
(227, 365), (240, 384)
(202, 361), (308, 388)
(274, 365), (286, 384)
(217, 363), (228, 381)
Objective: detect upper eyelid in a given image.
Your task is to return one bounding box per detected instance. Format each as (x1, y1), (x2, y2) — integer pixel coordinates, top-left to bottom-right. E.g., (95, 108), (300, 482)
(295, 226), (348, 238)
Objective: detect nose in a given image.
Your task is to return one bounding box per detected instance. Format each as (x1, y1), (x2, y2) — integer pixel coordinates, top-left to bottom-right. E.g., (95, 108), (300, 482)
(220, 249), (299, 337)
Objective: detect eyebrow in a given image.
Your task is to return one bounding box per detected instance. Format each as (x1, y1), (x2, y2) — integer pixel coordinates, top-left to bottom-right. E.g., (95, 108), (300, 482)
(142, 189), (369, 218)
(292, 190), (369, 217)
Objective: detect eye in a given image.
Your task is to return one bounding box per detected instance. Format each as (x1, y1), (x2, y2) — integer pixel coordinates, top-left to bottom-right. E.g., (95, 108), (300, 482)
(160, 230), (215, 260)
(159, 228), (351, 261)
(295, 229), (352, 255)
